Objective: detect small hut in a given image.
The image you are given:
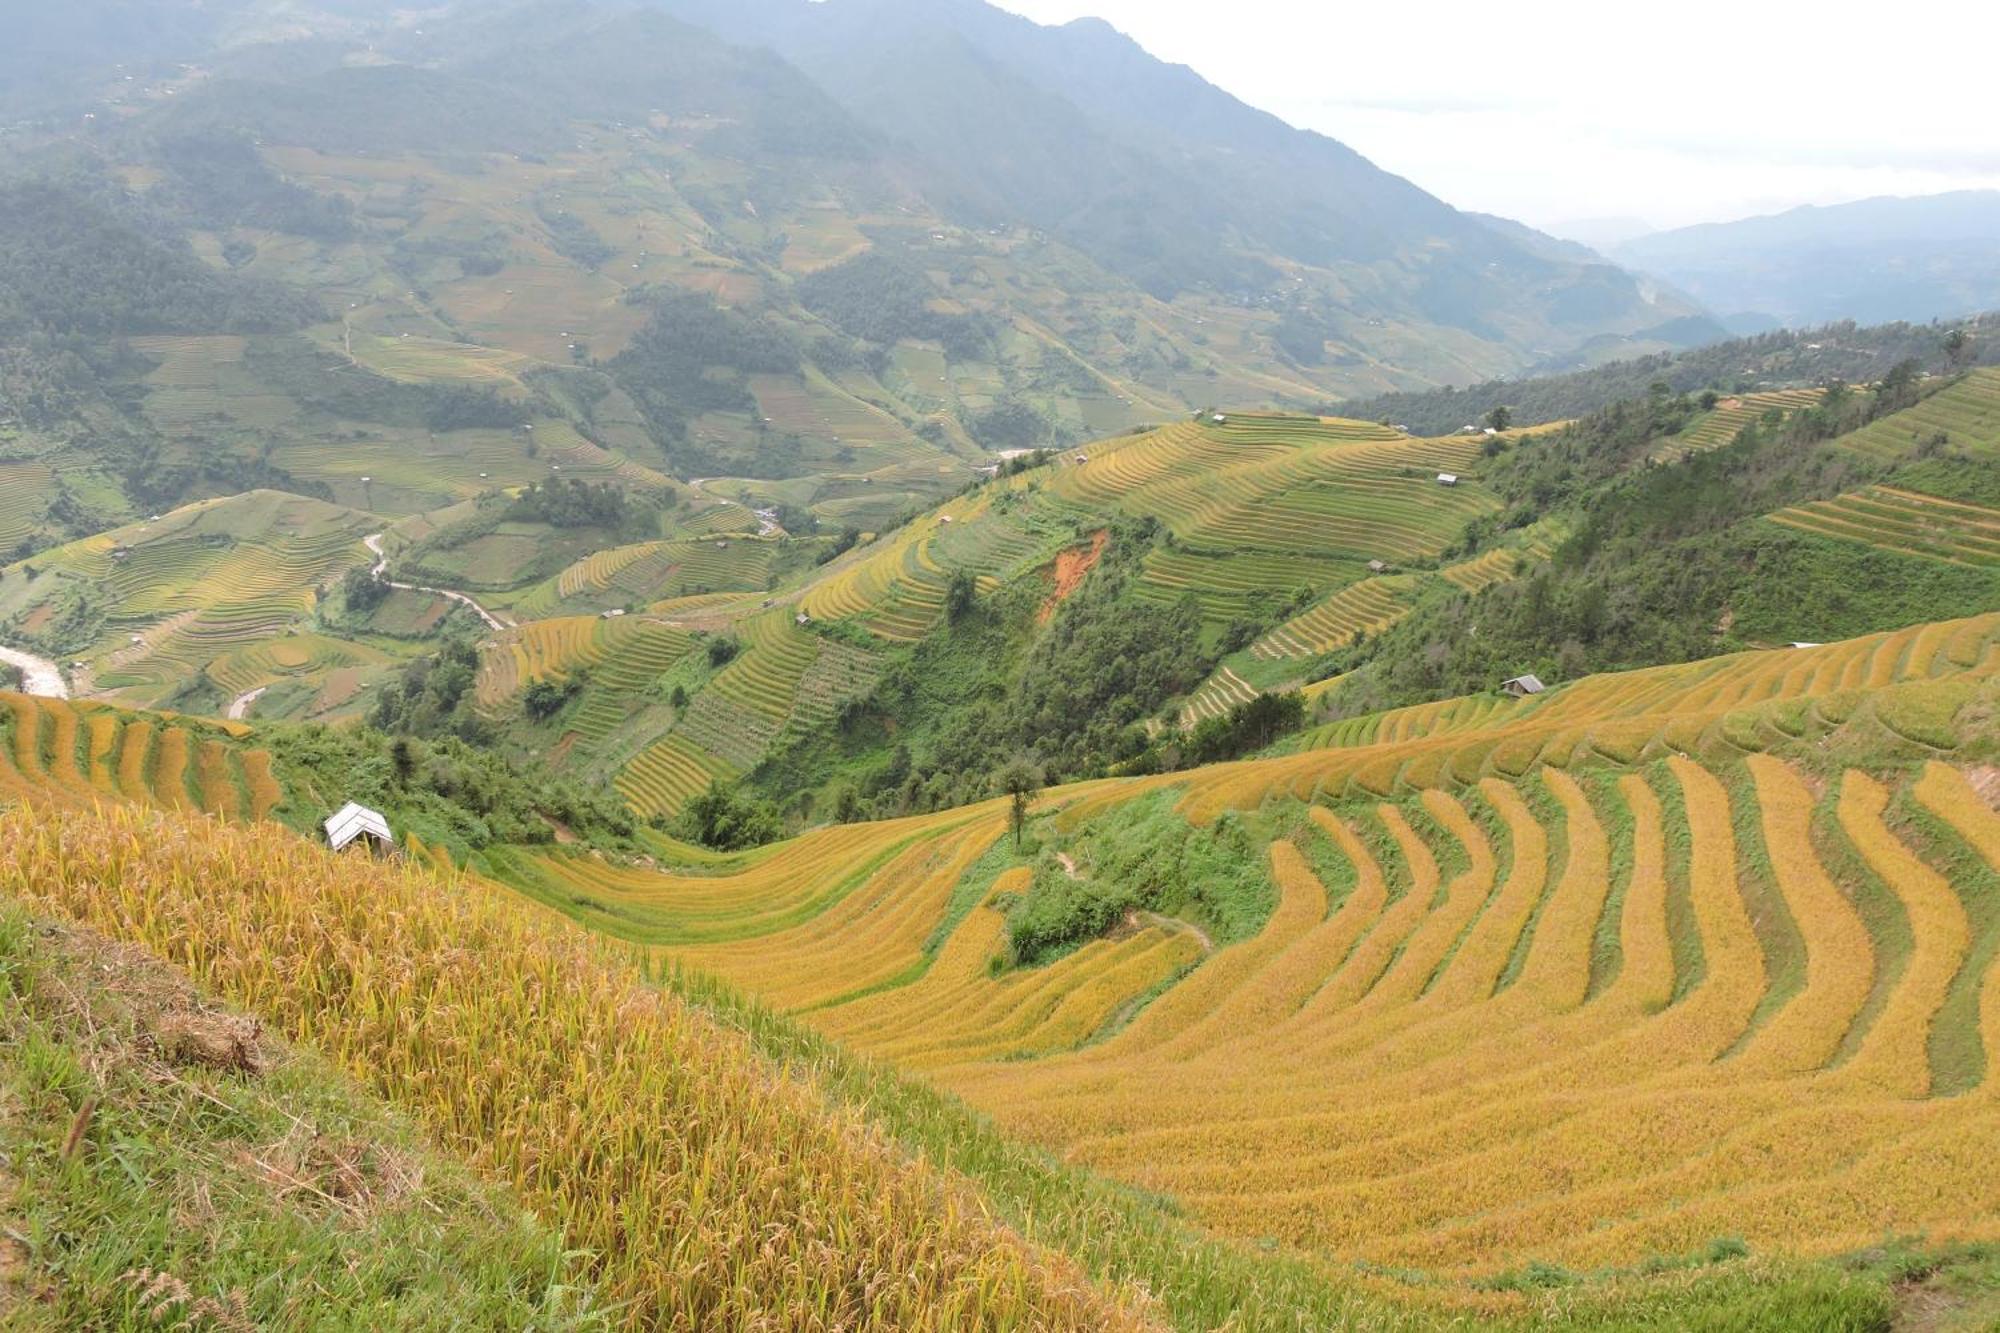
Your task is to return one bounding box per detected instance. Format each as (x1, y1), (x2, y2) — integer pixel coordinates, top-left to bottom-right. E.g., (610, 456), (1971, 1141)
(1500, 674), (1546, 698)
(1367, 559), (1389, 574)
(324, 802), (395, 856)
(1436, 473), (1460, 487)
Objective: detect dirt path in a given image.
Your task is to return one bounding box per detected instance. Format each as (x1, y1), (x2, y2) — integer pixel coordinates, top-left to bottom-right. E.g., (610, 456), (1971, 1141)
(364, 533), (513, 632)
(0, 643), (66, 699)
(226, 686), (268, 721)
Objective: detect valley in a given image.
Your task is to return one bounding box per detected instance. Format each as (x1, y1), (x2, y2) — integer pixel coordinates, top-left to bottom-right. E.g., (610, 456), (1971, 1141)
(4, 1), (2000, 1328)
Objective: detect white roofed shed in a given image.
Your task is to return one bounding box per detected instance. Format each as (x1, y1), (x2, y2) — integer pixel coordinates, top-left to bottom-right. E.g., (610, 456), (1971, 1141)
(324, 802), (395, 855)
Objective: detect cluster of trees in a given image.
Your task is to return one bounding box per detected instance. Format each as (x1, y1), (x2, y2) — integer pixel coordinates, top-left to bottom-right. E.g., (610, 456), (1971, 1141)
(1318, 370), (1997, 718)
(504, 477), (633, 529)
(245, 337), (526, 434)
(967, 400), (1053, 451)
(795, 252), (991, 360)
(154, 132), (355, 240)
(265, 721), (636, 859)
(536, 200), (614, 271)
(1005, 795), (1270, 965)
(523, 671), (588, 721)
(367, 640), (483, 742)
(607, 290), (800, 466)
(0, 180), (320, 340)
(752, 525), (1231, 823)
(340, 566), (390, 615)
(671, 779), (783, 851)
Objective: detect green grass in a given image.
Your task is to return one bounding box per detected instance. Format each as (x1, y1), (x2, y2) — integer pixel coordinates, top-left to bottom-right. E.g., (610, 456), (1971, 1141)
(0, 904), (604, 1330)
(1718, 768), (1808, 1058)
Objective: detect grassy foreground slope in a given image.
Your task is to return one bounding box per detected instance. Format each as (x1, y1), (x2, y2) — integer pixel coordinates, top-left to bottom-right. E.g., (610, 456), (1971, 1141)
(0, 805), (1153, 1330)
(0, 906), (606, 1329)
(505, 612), (2000, 1294)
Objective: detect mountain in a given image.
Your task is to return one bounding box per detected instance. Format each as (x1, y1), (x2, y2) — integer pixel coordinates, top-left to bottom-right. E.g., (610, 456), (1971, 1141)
(656, 0), (1712, 362)
(1615, 190), (2000, 329)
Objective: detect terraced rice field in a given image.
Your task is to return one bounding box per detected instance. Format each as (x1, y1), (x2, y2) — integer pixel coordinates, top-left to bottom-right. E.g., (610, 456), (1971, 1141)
(0, 694), (279, 820)
(615, 732), (739, 818)
(518, 538), (781, 617)
(204, 634), (398, 700)
(1180, 666), (1258, 725)
(799, 495), (1050, 643)
(349, 333), (533, 386)
(1253, 576), (1417, 660)
(1652, 388), (1824, 462)
(1054, 417), (1492, 563)
(1768, 486), (2000, 567)
(1250, 530), (1563, 665)
(476, 613), (694, 716)
(0, 493), (377, 706)
(1836, 368), (2000, 461)
(514, 610), (2000, 1276)
(1135, 549), (1353, 627)
(0, 460), (53, 555)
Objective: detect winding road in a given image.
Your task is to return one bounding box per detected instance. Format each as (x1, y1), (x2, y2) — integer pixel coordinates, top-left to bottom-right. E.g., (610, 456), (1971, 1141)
(364, 534), (513, 632)
(0, 643), (68, 699)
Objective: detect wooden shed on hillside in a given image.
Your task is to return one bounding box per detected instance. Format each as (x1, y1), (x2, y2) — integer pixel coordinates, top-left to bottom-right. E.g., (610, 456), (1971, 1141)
(1501, 674), (1546, 698)
(324, 802), (395, 857)
(1436, 473), (1460, 487)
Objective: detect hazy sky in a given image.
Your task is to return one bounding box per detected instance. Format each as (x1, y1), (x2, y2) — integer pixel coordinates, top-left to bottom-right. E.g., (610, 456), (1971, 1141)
(992, 0), (2000, 239)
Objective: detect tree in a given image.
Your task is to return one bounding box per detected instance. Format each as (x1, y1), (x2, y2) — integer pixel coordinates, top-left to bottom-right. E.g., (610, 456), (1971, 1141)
(945, 569), (977, 623)
(998, 760), (1043, 851)
(341, 565), (388, 614)
(674, 780), (782, 851)
(390, 737), (416, 786)
(1945, 328), (1971, 369)
(1486, 404), (1513, 432)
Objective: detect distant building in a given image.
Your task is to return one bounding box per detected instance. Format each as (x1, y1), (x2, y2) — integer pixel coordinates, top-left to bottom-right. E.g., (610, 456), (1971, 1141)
(1789, 642), (1823, 650)
(1501, 674), (1546, 698)
(1074, 453), (1090, 464)
(1212, 413), (1228, 424)
(1436, 473), (1460, 487)
(1367, 559), (1389, 574)
(600, 609), (626, 619)
(939, 515), (954, 524)
(795, 613), (812, 627)
(324, 802), (395, 856)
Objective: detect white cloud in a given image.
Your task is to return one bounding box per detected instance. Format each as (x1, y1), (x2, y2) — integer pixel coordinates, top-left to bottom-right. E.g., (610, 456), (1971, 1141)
(991, 0), (2000, 232)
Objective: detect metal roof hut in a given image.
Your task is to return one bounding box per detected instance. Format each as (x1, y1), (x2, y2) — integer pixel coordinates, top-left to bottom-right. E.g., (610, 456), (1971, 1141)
(1436, 472), (1460, 487)
(1501, 674), (1546, 698)
(324, 802), (395, 856)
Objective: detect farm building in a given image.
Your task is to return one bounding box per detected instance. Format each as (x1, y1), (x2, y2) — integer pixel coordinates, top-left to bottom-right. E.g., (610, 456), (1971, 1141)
(1437, 473), (1460, 487)
(1501, 674), (1546, 698)
(324, 802), (395, 856)
(1367, 559), (1389, 573)
(1074, 453), (1090, 464)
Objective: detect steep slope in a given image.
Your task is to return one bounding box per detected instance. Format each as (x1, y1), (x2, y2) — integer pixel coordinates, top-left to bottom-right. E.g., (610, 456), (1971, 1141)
(661, 0), (1712, 373)
(491, 609), (2000, 1294)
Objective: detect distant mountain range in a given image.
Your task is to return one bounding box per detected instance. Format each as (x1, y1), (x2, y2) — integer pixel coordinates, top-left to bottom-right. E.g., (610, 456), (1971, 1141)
(2, 0), (1719, 395)
(1614, 191), (2000, 331)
